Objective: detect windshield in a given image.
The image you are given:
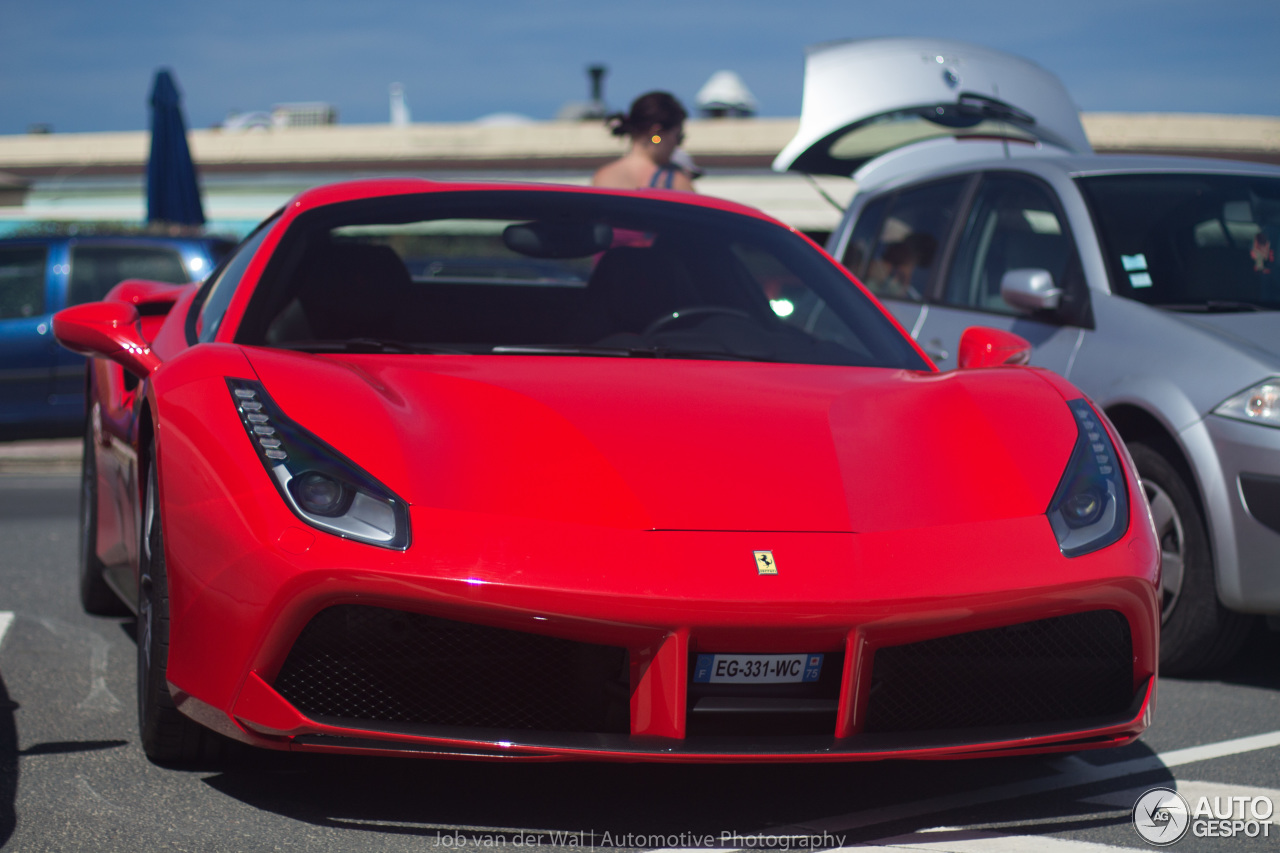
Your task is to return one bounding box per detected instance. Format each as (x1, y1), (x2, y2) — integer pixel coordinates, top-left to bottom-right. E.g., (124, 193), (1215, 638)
(235, 190), (928, 369)
(1079, 173), (1280, 311)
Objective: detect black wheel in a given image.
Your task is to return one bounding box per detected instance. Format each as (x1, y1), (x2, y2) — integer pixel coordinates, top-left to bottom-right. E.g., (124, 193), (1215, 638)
(137, 444), (224, 765)
(79, 426), (127, 615)
(1130, 443), (1253, 675)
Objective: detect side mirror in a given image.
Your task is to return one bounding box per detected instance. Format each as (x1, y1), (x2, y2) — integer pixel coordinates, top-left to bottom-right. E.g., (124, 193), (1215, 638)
(53, 301), (161, 378)
(958, 326), (1032, 369)
(107, 278), (191, 311)
(1001, 268), (1061, 312)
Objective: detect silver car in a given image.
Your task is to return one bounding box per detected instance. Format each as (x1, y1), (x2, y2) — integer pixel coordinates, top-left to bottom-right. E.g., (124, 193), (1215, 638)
(777, 38), (1280, 674)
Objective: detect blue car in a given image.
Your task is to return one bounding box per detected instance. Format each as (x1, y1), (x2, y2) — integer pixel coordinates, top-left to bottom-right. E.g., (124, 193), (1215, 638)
(0, 232), (232, 438)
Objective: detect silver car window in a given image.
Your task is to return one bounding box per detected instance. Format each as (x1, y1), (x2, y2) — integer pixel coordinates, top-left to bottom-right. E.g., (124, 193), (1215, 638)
(857, 178), (966, 303)
(1079, 173), (1280, 310)
(943, 174), (1081, 315)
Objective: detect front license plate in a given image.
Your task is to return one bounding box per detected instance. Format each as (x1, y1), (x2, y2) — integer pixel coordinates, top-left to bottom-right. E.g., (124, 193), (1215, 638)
(692, 653), (824, 684)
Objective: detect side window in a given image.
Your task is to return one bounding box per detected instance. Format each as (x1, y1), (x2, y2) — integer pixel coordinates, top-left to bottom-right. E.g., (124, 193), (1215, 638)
(198, 220), (276, 342)
(0, 246), (48, 320)
(858, 178), (966, 302)
(841, 195), (890, 279)
(68, 245), (188, 306)
(943, 174), (1081, 315)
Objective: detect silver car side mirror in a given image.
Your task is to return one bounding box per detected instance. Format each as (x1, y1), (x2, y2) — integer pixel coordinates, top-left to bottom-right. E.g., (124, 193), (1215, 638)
(1001, 268), (1061, 312)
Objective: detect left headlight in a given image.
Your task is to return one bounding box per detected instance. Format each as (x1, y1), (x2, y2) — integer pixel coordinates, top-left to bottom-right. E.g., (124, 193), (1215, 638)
(1047, 399), (1129, 558)
(1213, 379), (1280, 429)
(227, 378), (410, 549)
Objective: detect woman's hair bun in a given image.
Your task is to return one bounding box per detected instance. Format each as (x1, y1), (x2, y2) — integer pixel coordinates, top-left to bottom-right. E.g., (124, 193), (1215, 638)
(602, 93), (687, 139)
(604, 112), (629, 137)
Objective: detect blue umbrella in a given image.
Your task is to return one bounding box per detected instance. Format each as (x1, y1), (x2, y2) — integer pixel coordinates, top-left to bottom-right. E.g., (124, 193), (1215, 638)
(146, 69), (205, 227)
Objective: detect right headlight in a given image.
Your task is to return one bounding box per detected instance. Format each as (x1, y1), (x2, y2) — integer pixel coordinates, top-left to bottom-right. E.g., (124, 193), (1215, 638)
(1213, 379), (1280, 429)
(227, 378), (410, 550)
(1047, 399), (1130, 557)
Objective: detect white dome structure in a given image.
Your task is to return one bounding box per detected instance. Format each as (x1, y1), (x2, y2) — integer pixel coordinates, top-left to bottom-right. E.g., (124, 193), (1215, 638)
(696, 71), (758, 118)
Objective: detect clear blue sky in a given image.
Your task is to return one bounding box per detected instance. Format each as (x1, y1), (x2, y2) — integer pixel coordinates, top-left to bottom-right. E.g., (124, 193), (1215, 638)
(1, 0), (1276, 135)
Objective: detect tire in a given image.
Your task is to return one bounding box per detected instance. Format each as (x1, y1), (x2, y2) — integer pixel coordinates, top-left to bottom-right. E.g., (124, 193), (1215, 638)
(137, 444), (224, 765)
(1130, 443), (1253, 675)
(79, 426), (127, 616)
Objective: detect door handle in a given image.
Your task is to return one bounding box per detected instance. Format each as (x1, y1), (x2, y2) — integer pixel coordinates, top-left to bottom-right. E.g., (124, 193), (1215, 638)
(922, 339), (950, 362)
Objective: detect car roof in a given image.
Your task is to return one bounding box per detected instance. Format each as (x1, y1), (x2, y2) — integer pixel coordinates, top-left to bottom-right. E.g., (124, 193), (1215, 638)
(1051, 153), (1280, 178)
(285, 177), (788, 226)
(851, 138), (1280, 192)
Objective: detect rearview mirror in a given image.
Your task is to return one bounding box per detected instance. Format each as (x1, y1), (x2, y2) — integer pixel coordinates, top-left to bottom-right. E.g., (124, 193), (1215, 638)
(53, 301), (161, 378)
(957, 326), (1032, 369)
(1001, 268), (1061, 312)
(503, 220), (613, 259)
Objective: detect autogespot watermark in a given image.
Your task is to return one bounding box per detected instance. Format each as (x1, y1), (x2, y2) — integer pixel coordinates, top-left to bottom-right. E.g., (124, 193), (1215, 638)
(1133, 787), (1274, 845)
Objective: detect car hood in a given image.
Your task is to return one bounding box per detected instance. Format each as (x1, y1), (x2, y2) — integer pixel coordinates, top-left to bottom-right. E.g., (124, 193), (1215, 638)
(1164, 309), (1280, 366)
(773, 38), (1092, 177)
(244, 350), (1078, 534)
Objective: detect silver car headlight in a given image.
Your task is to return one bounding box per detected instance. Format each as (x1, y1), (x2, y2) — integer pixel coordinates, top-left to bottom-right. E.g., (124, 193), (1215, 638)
(227, 378), (410, 549)
(1047, 399), (1130, 557)
(1213, 379), (1280, 429)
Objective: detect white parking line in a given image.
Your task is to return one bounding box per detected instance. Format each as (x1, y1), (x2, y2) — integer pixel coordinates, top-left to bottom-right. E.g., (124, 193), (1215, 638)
(0, 611), (12, 650)
(842, 828), (1127, 851)
(1084, 780), (1280, 825)
(1156, 730), (1280, 768)
(36, 616), (122, 713)
(727, 729), (1280, 843)
(842, 777), (1280, 851)
(642, 730), (1280, 853)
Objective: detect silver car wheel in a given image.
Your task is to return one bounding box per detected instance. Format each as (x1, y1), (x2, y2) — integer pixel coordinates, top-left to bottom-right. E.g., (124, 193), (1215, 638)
(1143, 477), (1185, 624)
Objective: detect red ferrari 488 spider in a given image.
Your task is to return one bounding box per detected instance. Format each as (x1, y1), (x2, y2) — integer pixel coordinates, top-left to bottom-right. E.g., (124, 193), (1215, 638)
(54, 180), (1159, 764)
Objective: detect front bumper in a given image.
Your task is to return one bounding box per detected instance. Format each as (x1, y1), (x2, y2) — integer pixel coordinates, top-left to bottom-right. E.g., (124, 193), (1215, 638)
(162, 501), (1159, 761)
(212, 602), (1153, 762)
(1202, 414), (1280, 611)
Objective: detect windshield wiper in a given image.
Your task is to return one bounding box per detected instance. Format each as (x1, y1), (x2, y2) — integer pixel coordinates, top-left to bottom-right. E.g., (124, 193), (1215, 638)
(629, 346), (773, 362)
(490, 345), (772, 362)
(1160, 301), (1269, 313)
(491, 345), (635, 357)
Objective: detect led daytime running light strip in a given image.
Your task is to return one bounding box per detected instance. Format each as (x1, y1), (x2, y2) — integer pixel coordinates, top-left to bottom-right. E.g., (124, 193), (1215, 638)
(233, 386), (287, 462)
(1072, 400), (1115, 476)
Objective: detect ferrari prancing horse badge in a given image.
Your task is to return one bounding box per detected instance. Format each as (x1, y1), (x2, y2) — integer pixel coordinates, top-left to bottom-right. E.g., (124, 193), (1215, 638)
(754, 550), (777, 575)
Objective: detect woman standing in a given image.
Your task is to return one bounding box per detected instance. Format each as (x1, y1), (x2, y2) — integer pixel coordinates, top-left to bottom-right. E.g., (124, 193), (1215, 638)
(591, 92), (696, 191)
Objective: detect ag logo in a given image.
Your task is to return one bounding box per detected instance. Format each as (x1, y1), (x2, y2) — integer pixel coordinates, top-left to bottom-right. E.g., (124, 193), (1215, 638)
(1133, 787), (1190, 846)
(753, 550), (777, 575)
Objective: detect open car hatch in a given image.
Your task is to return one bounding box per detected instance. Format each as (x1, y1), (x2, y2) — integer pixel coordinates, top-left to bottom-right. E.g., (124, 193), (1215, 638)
(773, 37), (1092, 177)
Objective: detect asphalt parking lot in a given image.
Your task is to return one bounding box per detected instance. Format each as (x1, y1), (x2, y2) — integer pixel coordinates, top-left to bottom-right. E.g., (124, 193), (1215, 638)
(0, 449), (1277, 852)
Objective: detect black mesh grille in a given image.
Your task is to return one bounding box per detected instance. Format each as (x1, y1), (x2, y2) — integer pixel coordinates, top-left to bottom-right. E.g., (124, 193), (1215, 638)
(274, 605), (629, 733)
(863, 610), (1133, 733)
